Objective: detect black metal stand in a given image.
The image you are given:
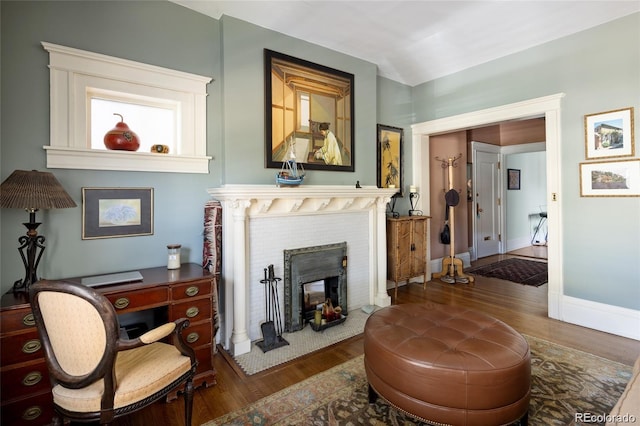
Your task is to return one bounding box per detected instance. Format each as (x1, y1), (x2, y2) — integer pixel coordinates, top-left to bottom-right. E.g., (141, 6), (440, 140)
(408, 192), (422, 216)
(13, 210), (46, 293)
(256, 264), (289, 353)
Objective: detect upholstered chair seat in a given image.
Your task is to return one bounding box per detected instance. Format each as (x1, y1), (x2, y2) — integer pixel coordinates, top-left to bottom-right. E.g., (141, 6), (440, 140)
(30, 280), (197, 426)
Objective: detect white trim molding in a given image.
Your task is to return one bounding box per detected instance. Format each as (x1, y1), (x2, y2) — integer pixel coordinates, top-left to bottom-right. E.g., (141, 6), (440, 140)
(42, 42), (212, 173)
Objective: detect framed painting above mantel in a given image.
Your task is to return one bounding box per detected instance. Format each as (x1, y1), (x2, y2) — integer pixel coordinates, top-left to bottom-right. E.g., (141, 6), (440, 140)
(264, 49), (355, 172)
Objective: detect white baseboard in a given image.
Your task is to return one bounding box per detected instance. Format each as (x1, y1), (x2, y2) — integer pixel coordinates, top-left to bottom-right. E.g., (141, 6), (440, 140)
(506, 237), (531, 252)
(561, 295), (640, 341)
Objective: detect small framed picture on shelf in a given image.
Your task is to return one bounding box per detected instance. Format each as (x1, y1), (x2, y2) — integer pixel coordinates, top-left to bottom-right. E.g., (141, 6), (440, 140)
(82, 187), (154, 239)
(584, 107), (635, 159)
(579, 159), (640, 197)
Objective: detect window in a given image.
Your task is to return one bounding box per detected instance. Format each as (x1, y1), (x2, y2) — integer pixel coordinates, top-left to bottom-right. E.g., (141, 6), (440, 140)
(43, 42), (212, 173)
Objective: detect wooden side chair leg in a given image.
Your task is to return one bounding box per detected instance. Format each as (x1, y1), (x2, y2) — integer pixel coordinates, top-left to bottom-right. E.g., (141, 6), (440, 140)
(184, 378), (194, 426)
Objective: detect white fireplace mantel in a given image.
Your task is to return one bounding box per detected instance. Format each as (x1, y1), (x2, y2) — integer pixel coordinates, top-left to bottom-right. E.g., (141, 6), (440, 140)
(207, 184), (398, 355)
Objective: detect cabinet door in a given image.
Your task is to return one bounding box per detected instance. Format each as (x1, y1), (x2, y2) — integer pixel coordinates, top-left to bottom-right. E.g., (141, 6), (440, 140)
(411, 219), (427, 276)
(395, 220), (414, 279)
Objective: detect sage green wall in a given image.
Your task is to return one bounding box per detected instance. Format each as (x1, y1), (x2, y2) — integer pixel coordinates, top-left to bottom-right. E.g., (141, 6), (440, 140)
(411, 13), (640, 310)
(0, 1), (223, 293)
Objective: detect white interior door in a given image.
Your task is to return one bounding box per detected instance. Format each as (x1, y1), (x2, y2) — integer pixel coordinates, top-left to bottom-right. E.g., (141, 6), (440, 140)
(475, 150), (501, 258)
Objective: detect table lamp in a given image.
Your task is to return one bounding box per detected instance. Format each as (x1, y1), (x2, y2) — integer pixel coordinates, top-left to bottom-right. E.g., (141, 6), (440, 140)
(0, 170), (77, 293)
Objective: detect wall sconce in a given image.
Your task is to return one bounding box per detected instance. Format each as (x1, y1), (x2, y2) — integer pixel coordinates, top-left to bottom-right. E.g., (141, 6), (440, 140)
(0, 170), (77, 293)
(408, 185), (421, 216)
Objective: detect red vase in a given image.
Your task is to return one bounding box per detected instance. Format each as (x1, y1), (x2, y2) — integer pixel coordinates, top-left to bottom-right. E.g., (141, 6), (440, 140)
(104, 113), (140, 151)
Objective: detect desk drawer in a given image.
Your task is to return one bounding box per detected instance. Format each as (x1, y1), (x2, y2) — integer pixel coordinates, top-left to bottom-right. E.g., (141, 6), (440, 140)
(1, 307), (36, 334)
(182, 321), (212, 348)
(172, 279), (212, 301)
(105, 287), (169, 313)
(1, 390), (53, 426)
(171, 297), (211, 323)
(1, 330), (43, 366)
(1, 360), (50, 401)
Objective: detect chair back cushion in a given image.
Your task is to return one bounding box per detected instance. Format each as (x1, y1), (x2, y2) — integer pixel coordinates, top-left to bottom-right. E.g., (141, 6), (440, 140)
(38, 291), (107, 375)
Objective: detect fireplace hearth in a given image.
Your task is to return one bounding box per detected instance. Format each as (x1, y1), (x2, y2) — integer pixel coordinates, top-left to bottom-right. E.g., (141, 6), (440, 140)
(284, 242), (348, 332)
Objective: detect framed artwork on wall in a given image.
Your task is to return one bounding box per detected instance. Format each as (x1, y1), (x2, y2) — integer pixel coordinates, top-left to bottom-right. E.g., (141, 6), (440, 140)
(584, 107), (635, 159)
(376, 124), (403, 195)
(82, 187), (154, 239)
(507, 168), (521, 190)
(264, 49), (355, 172)
(579, 159), (640, 197)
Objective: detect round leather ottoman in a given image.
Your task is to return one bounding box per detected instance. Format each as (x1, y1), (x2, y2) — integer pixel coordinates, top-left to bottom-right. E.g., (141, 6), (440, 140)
(364, 303), (530, 426)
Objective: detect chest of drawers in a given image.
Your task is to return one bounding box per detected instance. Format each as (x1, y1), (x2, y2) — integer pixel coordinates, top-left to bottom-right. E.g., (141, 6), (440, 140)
(0, 263), (219, 425)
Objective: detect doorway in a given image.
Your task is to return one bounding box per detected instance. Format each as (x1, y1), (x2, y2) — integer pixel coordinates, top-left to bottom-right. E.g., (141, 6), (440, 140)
(411, 93), (564, 320)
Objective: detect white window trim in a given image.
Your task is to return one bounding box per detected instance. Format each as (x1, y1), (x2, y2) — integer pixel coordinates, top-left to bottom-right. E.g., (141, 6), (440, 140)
(42, 42), (213, 173)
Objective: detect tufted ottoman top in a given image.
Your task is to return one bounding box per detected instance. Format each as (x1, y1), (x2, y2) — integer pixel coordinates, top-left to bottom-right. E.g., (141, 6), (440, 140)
(364, 303), (531, 425)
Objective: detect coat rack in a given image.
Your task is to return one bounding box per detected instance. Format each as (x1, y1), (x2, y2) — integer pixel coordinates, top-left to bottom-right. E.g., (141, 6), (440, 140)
(432, 154), (474, 284)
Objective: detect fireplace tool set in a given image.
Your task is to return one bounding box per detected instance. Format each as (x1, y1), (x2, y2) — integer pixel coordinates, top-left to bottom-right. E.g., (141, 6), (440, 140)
(256, 264), (289, 352)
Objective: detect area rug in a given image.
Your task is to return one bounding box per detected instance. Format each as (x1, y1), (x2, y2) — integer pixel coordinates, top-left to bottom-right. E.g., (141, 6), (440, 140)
(203, 335), (633, 426)
(232, 308), (374, 375)
(466, 257), (548, 286)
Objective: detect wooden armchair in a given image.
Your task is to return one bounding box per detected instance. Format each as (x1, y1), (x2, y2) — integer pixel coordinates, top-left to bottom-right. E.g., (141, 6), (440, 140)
(29, 279), (197, 425)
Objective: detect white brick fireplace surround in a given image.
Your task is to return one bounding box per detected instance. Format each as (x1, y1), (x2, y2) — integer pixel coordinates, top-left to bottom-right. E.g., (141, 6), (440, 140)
(207, 185), (398, 356)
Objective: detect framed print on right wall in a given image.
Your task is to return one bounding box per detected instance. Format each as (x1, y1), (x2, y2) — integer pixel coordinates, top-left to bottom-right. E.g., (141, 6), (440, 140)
(579, 159), (640, 197)
(584, 107), (634, 159)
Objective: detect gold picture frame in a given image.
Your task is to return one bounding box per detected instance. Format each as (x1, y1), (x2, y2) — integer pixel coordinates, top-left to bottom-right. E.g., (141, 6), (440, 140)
(376, 124), (403, 195)
(584, 107), (635, 159)
(579, 159), (640, 197)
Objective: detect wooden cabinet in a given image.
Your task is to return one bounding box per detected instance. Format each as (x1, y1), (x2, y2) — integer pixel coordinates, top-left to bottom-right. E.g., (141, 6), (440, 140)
(387, 216), (430, 299)
(0, 263), (218, 426)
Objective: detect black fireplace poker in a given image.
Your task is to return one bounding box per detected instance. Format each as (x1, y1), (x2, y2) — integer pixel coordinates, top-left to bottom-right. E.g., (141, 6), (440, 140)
(256, 264), (289, 353)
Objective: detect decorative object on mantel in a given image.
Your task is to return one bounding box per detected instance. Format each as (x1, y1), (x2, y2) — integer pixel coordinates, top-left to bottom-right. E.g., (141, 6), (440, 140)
(0, 169), (77, 293)
(276, 146), (305, 186)
(103, 113), (140, 151)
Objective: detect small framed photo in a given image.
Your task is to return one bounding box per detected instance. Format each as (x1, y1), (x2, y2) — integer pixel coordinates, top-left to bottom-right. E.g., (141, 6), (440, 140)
(376, 124), (403, 195)
(82, 187), (154, 239)
(507, 168), (521, 190)
(580, 159), (640, 197)
(584, 107), (635, 159)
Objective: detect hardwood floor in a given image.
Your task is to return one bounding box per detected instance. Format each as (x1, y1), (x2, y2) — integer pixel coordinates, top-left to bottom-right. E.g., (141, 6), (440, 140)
(111, 254), (639, 425)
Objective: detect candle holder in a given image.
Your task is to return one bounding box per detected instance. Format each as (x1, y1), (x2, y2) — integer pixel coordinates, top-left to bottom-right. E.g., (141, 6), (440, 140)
(408, 187), (421, 216)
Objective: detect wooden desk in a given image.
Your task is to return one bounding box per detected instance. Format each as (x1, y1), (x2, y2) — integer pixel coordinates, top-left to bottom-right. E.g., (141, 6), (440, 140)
(0, 263), (218, 426)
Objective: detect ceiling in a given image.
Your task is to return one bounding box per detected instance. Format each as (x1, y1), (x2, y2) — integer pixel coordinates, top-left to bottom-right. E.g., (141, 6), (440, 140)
(170, 1), (639, 86)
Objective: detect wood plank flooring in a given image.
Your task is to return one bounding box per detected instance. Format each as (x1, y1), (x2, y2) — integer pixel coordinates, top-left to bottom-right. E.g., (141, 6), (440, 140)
(110, 253), (639, 425)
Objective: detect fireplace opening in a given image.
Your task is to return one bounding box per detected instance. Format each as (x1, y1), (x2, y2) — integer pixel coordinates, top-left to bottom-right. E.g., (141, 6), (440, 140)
(284, 242), (347, 332)
(302, 276), (340, 323)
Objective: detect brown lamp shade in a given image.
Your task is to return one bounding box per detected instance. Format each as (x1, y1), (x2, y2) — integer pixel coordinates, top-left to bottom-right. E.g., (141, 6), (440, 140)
(1, 170), (76, 210)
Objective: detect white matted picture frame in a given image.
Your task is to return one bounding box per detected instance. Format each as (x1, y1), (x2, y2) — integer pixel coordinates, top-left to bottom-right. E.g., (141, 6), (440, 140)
(579, 159), (640, 197)
(584, 107), (635, 159)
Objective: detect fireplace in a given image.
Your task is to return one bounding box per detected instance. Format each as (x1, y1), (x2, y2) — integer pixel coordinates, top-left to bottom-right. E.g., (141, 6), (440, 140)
(206, 185), (399, 356)
(284, 242), (347, 332)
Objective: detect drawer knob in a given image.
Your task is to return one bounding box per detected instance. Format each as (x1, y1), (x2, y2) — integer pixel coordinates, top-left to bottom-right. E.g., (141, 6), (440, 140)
(22, 339), (41, 354)
(22, 313), (35, 327)
(185, 286), (199, 297)
(114, 297), (130, 309)
(186, 307), (199, 318)
(22, 406), (42, 421)
(22, 371), (43, 387)
(186, 332), (199, 344)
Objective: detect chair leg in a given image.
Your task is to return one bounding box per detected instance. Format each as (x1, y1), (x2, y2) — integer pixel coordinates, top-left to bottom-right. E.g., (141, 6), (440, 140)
(184, 378), (194, 426)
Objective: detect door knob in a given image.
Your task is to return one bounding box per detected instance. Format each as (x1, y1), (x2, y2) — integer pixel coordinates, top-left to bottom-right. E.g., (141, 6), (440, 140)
(477, 203), (483, 214)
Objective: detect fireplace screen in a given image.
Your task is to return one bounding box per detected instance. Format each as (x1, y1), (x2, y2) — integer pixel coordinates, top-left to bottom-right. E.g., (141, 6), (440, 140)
(284, 242), (347, 332)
